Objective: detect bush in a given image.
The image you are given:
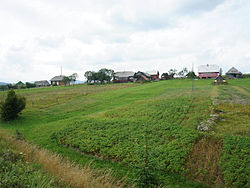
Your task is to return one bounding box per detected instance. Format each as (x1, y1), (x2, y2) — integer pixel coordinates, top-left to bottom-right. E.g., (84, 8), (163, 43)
(0, 90), (26, 121)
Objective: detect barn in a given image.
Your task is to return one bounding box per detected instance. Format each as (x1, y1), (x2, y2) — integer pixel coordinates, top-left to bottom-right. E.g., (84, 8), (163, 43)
(134, 71), (152, 82)
(226, 67), (243, 79)
(34, 80), (50, 87)
(198, 64), (220, 79)
(113, 71), (135, 83)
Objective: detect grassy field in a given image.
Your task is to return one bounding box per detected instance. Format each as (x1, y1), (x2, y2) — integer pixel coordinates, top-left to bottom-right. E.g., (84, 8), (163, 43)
(0, 78), (249, 187)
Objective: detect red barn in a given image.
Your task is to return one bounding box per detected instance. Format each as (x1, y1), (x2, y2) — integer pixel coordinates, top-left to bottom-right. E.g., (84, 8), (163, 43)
(198, 64), (220, 79)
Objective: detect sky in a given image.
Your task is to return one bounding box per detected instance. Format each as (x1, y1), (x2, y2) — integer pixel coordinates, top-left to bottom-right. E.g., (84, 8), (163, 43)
(0, 0), (250, 83)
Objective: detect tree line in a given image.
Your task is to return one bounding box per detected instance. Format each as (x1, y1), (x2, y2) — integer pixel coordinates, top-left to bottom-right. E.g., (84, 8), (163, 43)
(84, 68), (114, 84)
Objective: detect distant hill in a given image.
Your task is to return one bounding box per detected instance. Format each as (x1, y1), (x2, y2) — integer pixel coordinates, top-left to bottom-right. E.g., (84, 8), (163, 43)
(0, 82), (9, 85)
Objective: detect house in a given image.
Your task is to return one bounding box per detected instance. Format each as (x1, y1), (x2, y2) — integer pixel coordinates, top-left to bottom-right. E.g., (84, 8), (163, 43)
(16, 81), (24, 86)
(198, 64), (220, 79)
(113, 71), (135, 83)
(134, 71), (152, 82)
(15, 81), (25, 88)
(214, 75), (227, 85)
(50, 75), (65, 86)
(34, 80), (50, 87)
(146, 70), (159, 81)
(226, 67), (243, 79)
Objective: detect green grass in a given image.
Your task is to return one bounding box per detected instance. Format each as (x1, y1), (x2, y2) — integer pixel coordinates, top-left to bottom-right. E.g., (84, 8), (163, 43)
(0, 78), (249, 187)
(0, 137), (67, 188)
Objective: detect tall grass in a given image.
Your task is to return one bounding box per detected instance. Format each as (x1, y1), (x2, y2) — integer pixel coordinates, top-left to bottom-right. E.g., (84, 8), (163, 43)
(0, 129), (129, 188)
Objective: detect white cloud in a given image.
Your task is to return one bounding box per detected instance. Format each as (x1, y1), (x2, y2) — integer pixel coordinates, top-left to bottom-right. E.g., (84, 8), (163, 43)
(0, 0), (249, 82)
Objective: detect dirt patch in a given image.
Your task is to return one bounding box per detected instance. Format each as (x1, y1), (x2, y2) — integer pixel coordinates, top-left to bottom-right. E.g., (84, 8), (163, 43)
(186, 136), (224, 187)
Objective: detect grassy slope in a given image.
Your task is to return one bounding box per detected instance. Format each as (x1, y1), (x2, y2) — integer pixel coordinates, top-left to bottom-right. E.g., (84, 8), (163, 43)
(0, 78), (249, 187)
(0, 136), (68, 187)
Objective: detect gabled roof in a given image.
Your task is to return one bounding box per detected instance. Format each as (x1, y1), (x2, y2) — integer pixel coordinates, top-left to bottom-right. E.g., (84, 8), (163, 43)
(226, 67), (242, 74)
(215, 75), (225, 81)
(114, 71), (135, 78)
(198, 64), (220, 73)
(134, 71), (151, 78)
(16, 81), (24, 85)
(50, 75), (65, 81)
(34, 80), (50, 85)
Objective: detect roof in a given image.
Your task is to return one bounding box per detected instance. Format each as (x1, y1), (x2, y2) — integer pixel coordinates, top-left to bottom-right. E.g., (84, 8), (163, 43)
(134, 71), (151, 78)
(146, 70), (159, 75)
(226, 67), (242, 74)
(215, 75), (225, 81)
(50, 75), (65, 81)
(198, 64), (220, 73)
(34, 80), (50, 85)
(16, 81), (24, 85)
(114, 71), (135, 78)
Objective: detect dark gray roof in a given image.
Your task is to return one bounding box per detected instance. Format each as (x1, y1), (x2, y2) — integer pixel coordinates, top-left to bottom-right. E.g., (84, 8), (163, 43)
(114, 71), (135, 78)
(50, 75), (65, 81)
(226, 67), (242, 74)
(34, 80), (50, 85)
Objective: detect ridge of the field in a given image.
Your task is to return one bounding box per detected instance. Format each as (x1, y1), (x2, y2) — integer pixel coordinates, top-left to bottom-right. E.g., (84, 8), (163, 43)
(0, 78), (249, 187)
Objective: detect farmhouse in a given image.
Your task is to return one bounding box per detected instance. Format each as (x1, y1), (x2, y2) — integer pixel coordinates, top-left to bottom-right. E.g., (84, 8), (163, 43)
(226, 67), (243, 79)
(146, 70), (159, 80)
(134, 71), (152, 82)
(113, 71), (135, 83)
(34, 80), (50, 87)
(198, 64), (220, 79)
(50, 75), (65, 86)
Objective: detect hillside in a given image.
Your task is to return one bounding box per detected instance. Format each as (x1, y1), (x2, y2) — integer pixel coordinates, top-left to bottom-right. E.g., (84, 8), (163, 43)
(0, 79), (249, 187)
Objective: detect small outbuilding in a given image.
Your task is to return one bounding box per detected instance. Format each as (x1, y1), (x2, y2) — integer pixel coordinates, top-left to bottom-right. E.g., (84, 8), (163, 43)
(34, 80), (50, 87)
(226, 67), (243, 79)
(214, 75), (227, 85)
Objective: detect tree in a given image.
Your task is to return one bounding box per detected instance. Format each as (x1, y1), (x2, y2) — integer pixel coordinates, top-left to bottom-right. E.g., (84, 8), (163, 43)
(25, 82), (36, 88)
(161, 73), (169, 80)
(62, 76), (70, 86)
(178, 67), (188, 78)
(0, 90), (26, 121)
(69, 73), (78, 84)
(168, 69), (177, 79)
(84, 71), (94, 83)
(84, 69), (114, 84)
(186, 71), (197, 78)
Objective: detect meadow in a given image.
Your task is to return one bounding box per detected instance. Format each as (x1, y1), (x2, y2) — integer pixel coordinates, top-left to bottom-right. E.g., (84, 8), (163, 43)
(0, 78), (249, 187)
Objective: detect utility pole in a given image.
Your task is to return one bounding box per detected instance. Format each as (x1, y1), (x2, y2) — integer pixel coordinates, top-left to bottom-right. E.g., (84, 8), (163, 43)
(192, 63), (194, 92)
(61, 65), (62, 76)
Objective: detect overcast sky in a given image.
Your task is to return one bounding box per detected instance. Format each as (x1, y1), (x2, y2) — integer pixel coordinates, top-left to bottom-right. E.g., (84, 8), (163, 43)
(0, 0), (250, 82)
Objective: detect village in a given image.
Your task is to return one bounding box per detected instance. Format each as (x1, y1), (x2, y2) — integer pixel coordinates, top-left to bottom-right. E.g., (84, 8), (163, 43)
(0, 65), (246, 90)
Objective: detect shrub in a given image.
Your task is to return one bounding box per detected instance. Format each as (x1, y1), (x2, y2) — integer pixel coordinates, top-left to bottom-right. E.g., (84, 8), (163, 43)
(0, 90), (26, 121)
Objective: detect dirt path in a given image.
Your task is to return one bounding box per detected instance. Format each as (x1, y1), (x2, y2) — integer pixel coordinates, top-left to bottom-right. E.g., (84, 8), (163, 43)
(232, 86), (250, 97)
(211, 86), (218, 105)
